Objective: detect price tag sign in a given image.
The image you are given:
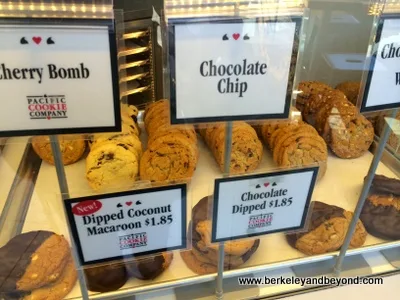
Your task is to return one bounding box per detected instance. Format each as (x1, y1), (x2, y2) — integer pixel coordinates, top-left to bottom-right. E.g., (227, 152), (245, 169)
(211, 167), (318, 243)
(168, 18), (301, 124)
(0, 22), (120, 137)
(64, 185), (187, 265)
(361, 16), (400, 112)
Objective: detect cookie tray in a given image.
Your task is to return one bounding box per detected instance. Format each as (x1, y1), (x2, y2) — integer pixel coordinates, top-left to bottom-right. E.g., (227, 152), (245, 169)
(20, 135), (400, 299)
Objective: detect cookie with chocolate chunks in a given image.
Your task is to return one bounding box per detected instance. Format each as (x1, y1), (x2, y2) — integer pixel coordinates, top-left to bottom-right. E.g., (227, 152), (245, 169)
(286, 201), (366, 255)
(0, 231), (70, 295)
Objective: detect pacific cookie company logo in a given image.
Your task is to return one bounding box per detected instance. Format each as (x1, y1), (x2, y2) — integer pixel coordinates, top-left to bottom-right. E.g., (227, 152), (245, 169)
(119, 232), (147, 250)
(27, 94), (67, 120)
(248, 213), (273, 229)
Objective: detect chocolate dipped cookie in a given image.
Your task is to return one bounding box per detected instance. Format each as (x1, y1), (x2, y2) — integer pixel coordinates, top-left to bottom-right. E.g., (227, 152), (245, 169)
(84, 264), (128, 292)
(286, 201), (366, 255)
(0, 231), (76, 299)
(360, 175), (400, 240)
(126, 252), (173, 280)
(181, 196), (260, 274)
(23, 255), (77, 300)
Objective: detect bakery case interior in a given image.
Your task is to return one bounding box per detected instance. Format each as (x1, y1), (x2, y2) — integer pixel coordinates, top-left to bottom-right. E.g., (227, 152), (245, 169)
(1, 0), (400, 299)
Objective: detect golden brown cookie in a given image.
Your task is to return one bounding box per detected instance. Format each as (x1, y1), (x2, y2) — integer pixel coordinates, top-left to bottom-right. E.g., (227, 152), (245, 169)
(315, 97), (357, 138)
(180, 250), (218, 275)
(286, 202), (367, 255)
(329, 114), (374, 159)
(23, 255), (77, 300)
(148, 124), (197, 147)
(196, 220), (255, 256)
(32, 135), (86, 165)
(144, 100), (169, 133)
(140, 134), (198, 182)
(182, 196), (260, 275)
(260, 121), (291, 148)
(147, 113), (171, 137)
(335, 81), (360, 105)
(191, 242), (246, 268)
(90, 133), (142, 160)
(296, 81), (332, 112)
(343, 211), (367, 249)
(86, 142), (139, 191)
(213, 127), (263, 174)
(272, 124), (318, 163)
(280, 135), (328, 179)
(303, 89), (348, 125)
(286, 202), (350, 255)
(144, 99), (168, 122)
(121, 103), (139, 120)
(269, 123), (300, 150)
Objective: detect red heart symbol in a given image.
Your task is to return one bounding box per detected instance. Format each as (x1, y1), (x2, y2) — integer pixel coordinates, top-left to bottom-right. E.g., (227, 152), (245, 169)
(46, 116), (51, 120)
(126, 201), (132, 206)
(232, 33), (240, 40)
(32, 37), (42, 44)
(264, 182), (269, 187)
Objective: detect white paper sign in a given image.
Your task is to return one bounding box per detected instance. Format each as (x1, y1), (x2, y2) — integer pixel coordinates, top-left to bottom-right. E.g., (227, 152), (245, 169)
(65, 185), (187, 265)
(362, 17), (400, 112)
(211, 168), (318, 242)
(169, 19), (300, 123)
(0, 24), (119, 136)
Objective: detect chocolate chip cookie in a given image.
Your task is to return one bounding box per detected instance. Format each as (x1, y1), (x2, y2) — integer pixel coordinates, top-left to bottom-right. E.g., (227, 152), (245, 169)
(86, 142), (139, 191)
(140, 133), (198, 182)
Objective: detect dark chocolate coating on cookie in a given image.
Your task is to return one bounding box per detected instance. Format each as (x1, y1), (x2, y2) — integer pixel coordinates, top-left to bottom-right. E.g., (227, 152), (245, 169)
(0, 231), (54, 293)
(286, 201), (346, 247)
(84, 264), (128, 292)
(369, 174), (400, 196)
(191, 196), (260, 268)
(126, 254), (165, 280)
(360, 196), (400, 240)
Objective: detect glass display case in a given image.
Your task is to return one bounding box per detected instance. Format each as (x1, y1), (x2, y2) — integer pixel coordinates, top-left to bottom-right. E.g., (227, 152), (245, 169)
(0, 0), (400, 300)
